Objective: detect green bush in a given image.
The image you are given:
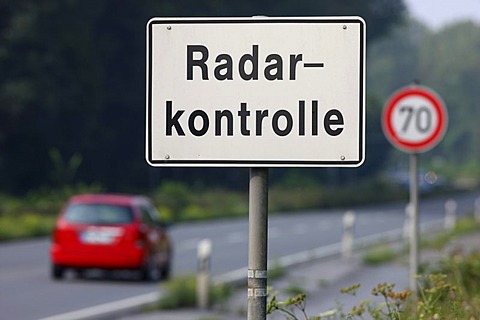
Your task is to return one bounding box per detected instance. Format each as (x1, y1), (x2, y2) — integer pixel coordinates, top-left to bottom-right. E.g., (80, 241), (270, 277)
(268, 260), (286, 280)
(157, 275), (232, 310)
(269, 237), (480, 319)
(362, 244), (396, 265)
(269, 177), (408, 213)
(430, 250), (480, 299)
(158, 275), (197, 309)
(0, 184), (102, 241)
(150, 182), (248, 222)
(422, 215), (480, 250)
(0, 179), (464, 241)
(0, 214), (56, 241)
(148, 176), (418, 223)
(0, 215), (23, 240)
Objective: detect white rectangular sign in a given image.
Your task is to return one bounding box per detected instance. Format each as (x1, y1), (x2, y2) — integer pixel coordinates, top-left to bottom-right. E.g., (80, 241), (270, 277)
(146, 17), (365, 167)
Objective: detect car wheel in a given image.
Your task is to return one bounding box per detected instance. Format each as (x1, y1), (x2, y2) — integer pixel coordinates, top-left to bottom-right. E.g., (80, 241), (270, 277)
(51, 264), (65, 280)
(160, 260), (171, 280)
(141, 256), (160, 282)
(76, 268), (87, 279)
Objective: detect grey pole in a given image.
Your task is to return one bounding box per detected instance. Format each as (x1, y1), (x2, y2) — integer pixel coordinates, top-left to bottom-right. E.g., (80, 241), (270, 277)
(248, 167), (269, 320)
(409, 153), (419, 297)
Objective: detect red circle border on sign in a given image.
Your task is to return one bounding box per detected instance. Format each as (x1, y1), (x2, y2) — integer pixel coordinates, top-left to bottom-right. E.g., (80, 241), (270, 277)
(382, 86), (448, 153)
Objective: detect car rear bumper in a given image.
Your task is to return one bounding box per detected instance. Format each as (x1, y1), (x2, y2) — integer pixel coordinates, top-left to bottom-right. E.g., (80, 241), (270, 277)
(50, 244), (146, 269)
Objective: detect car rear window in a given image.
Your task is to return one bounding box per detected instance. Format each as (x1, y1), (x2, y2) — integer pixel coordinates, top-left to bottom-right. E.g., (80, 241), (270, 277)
(64, 204), (134, 225)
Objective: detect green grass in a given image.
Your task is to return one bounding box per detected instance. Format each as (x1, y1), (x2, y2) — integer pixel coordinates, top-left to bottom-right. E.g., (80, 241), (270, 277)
(422, 215), (480, 250)
(157, 275), (232, 310)
(0, 214), (56, 241)
(362, 243), (397, 265)
(157, 275), (197, 309)
(269, 242), (480, 319)
(0, 184), (102, 241)
(0, 180), (469, 242)
(268, 260), (286, 280)
(361, 215), (480, 266)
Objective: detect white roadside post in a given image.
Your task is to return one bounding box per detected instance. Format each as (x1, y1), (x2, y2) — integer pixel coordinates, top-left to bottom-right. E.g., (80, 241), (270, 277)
(475, 197), (480, 223)
(197, 239), (212, 309)
(342, 210), (356, 259)
(444, 199), (457, 231)
(403, 203), (413, 241)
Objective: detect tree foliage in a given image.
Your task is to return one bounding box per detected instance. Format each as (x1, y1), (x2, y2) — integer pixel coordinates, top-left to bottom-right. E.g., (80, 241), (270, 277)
(0, 0), (405, 193)
(368, 19), (480, 171)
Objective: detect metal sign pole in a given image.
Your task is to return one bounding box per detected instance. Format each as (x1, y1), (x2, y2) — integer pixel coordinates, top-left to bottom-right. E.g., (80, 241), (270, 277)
(248, 167), (269, 320)
(409, 153), (419, 297)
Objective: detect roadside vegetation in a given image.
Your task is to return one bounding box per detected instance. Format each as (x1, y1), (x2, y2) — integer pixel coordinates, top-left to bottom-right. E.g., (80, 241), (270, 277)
(268, 216), (480, 319)
(0, 175), (453, 242)
(362, 244), (397, 266)
(147, 215), (480, 318)
(2, 2), (479, 244)
(154, 275), (232, 311)
(268, 250), (480, 319)
(361, 215), (480, 266)
(421, 214), (480, 250)
(0, 184), (102, 241)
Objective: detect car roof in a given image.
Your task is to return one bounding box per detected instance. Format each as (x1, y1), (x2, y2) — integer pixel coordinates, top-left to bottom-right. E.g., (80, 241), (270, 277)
(68, 194), (150, 206)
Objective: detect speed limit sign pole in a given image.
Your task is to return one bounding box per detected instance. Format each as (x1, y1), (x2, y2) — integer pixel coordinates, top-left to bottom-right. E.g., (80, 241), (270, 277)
(382, 84), (448, 297)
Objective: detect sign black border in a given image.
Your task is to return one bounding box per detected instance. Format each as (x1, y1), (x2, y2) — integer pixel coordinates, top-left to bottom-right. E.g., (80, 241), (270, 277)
(146, 17), (365, 167)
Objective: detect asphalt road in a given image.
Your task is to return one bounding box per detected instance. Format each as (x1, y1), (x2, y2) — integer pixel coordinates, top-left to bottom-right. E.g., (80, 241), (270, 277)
(1, 191), (479, 320)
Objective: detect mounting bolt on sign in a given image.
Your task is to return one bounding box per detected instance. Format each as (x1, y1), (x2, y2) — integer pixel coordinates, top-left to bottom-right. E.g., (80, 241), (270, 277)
(382, 85), (448, 154)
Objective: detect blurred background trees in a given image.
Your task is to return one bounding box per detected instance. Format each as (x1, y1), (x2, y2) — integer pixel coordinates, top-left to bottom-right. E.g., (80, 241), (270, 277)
(0, 0), (478, 195)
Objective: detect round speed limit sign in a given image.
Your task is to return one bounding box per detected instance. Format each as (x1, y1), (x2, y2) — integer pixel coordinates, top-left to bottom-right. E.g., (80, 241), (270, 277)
(382, 85), (448, 153)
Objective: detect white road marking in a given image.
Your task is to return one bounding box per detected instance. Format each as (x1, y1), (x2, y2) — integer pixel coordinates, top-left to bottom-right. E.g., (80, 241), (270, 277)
(38, 291), (160, 320)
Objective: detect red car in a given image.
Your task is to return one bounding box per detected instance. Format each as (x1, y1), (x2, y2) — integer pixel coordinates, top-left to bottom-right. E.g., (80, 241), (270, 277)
(50, 194), (172, 281)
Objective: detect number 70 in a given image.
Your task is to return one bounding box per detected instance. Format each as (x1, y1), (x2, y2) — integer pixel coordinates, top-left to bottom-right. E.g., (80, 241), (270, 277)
(400, 106), (432, 133)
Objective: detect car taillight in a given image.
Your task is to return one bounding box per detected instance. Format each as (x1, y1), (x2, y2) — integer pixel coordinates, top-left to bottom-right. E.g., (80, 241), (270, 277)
(52, 227), (60, 244)
(136, 229), (146, 248)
